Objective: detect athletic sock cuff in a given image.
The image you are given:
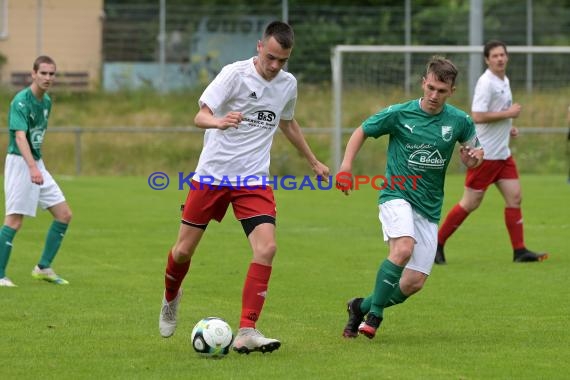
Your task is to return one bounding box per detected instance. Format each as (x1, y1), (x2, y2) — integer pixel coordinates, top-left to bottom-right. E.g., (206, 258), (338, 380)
(248, 262), (272, 281)
(382, 259), (404, 277)
(1, 225), (17, 239)
(52, 220), (69, 233)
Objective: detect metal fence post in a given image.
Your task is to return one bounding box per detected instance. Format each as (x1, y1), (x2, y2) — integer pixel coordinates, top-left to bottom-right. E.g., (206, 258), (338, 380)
(75, 127), (82, 176)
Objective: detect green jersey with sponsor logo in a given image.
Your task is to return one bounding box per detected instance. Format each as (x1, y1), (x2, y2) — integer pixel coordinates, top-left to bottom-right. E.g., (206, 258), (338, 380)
(7, 87), (51, 160)
(362, 98), (478, 223)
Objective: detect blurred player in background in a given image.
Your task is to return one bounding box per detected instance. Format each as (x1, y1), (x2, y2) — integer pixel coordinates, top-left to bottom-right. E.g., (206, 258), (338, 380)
(0, 56), (72, 287)
(158, 21), (329, 354)
(435, 40), (548, 264)
(337, 56), (483, 339)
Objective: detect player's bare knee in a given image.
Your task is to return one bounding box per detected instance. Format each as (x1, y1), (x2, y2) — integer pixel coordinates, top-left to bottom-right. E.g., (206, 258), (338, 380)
(389, 239), (414, 265)
(173, 239), (199, 261)
(389, 251), (412, 266)
(51, 202), (72, 223)
(506, 194), (522, 208)
(5, 219), (23, 231)
(4, 214), (23, 231)
(173, 245), (194, 261)
(253, 241), (277, 263)
(58, 209), (72, 224)
(460, 198), (480, 212)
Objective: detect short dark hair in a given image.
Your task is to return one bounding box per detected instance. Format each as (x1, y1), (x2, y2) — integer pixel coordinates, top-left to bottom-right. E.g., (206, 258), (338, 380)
(425, 55), (458, 86)
(263, 21), (294, 49)
(484, 40), (508, 58)
(33, 55), (56, 71)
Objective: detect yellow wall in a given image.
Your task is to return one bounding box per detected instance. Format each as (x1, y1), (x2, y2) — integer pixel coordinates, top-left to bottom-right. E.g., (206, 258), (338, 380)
(0, 0), (102, 89)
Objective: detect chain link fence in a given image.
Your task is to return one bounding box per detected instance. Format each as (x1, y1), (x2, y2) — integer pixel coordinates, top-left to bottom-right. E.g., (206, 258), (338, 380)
(102, 2), (570, 89)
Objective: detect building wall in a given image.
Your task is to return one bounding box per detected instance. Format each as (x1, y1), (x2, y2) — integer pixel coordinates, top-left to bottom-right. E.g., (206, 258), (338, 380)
(0, 0), (102, 89)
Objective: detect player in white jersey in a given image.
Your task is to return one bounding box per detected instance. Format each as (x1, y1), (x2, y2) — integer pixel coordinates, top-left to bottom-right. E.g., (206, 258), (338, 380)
(158, 21), (329, 354)
(436, 40), (548, 264)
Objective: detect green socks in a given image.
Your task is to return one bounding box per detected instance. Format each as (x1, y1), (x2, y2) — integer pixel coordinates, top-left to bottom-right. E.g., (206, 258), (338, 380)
(0, 221), (69, 276)
(38, 221), (69, 269)
(368, 259), (404, 318)
(386, 285), (408, 307)
(0, 225), (17, 278)
(360, 283), (409, 315)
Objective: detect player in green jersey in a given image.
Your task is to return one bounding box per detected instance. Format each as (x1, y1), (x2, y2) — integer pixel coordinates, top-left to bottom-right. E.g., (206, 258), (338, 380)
(337, 56), (484, 339)
(0, 56), (72, 287)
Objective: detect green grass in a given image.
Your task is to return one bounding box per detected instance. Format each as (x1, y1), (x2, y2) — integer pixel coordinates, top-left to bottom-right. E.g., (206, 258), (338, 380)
(0, 174), (568, 379)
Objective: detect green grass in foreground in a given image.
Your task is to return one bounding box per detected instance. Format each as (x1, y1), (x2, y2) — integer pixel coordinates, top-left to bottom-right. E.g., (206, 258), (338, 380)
(0, 175), (568, 379)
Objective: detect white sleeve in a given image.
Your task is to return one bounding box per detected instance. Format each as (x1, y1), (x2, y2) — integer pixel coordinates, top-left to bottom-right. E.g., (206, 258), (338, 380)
(471, 77), (491, 113)
(198, 65), (237, 114)
(280, 79), (297, 121)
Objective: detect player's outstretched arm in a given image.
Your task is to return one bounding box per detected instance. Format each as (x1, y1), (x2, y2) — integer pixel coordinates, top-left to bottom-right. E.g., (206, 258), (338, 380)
(335, 126), (367, 196)
(279, 119), (330, 180)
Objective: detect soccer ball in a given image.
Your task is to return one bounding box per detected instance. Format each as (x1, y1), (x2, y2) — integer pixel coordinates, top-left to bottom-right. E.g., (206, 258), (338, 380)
(190, 317), (234, 358)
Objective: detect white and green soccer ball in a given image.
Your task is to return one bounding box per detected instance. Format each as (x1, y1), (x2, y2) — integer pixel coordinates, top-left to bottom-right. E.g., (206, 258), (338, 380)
(190, 317), (234, 358)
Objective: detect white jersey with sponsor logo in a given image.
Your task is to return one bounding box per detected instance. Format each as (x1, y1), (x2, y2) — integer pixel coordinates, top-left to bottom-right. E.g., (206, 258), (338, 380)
(471, 68), (513, 160)
(193, 57), (297, 185)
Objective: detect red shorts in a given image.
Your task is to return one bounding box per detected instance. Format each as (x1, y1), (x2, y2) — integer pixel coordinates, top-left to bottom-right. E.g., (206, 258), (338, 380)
(181, 180), (277, 225)
(465, 156), (519, 191)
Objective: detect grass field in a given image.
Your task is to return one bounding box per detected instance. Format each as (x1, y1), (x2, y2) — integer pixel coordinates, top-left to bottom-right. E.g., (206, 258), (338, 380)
(0, 174), (568, 379)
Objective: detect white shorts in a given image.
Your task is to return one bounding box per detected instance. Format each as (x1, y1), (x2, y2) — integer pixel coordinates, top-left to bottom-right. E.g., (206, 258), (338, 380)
(4, 154), (66, 217)
(379, 199), (438, 275)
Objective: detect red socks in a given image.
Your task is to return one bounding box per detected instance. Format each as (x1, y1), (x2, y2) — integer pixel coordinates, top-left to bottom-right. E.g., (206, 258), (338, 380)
(164, 250), (191, 302)
(240, 262), (272, 329)
(505, 207), (525, 250)
(164, 252), (273, 328)
(439, 205), (525, 250)
(438, 204), (469, 245)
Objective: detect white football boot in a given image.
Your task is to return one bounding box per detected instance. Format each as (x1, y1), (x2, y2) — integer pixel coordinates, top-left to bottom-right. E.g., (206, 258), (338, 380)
(159, 290), (182, 338)
(232, 328), (281, 354)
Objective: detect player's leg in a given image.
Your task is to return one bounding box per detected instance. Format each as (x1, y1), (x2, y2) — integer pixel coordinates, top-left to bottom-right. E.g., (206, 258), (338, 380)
(1, 154), (37, 286)
(159, 223), (205, 338)
(241, 221), (276, 328)
(0, 214), (23, 287)
(354, 203), (437, 339)
(159, 181), (229, 338)
(32, 201), (72, 284)
(347, 268), (423, 319)
(343, 272), (422, 338)
(33, 164), (72, 284)
(497, 170), (548, 262)
(395, 214), (437, 301)
(357, 236), (410, 339)
(231, 186), (280, 354)
(436, 187), (484, 264)
(436, 161), (496, 264)
(357, 200), (414, 339)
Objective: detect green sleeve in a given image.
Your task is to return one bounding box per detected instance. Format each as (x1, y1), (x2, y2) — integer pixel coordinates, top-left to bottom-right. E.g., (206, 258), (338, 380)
(9, 101), (29, 132)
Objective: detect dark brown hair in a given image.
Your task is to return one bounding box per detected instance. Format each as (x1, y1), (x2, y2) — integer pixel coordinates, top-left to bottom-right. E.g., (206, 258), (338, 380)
(425, 55), (458, 86)
(483, 40), (508, 58)
(33, 55), (56, 71)
(263, 21), (294, 49)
